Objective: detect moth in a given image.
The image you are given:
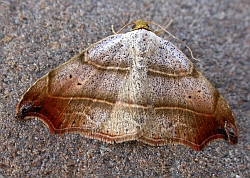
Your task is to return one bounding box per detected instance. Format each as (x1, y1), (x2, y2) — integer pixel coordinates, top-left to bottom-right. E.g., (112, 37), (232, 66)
(16, 19), (238, 151)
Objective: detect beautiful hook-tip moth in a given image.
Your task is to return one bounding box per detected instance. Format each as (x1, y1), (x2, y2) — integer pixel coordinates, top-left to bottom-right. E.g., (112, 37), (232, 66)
(16, 19), (238, 151)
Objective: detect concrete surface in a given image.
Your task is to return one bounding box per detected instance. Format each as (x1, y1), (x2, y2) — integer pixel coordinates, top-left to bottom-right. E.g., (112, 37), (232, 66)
(1, 0), (249, 177)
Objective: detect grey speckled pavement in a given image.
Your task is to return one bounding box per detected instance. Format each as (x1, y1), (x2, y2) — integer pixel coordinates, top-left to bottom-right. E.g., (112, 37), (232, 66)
(1, 0), (249, 177)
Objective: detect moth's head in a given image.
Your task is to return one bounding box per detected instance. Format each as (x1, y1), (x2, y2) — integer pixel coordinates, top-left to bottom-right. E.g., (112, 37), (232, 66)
(132, 18), (151, 31)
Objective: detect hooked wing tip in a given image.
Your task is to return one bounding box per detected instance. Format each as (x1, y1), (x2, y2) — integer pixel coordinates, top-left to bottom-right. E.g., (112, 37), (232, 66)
(15, 100), (34, 120)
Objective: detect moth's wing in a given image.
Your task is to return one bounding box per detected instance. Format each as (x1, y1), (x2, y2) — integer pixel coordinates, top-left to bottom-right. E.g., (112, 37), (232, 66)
(138, 34), (238, 151)
(16, 34), (145, 142)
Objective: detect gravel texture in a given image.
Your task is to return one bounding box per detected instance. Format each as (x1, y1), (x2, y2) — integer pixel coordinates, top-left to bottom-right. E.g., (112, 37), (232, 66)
(1, 0), (249, 177)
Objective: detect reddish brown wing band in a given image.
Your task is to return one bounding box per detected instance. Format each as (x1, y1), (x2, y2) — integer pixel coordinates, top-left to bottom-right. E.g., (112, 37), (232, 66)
(16, 19), (238, 151)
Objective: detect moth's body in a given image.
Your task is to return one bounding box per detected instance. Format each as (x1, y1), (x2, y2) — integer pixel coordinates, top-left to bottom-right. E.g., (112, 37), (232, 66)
(16, 19), (238, 151)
